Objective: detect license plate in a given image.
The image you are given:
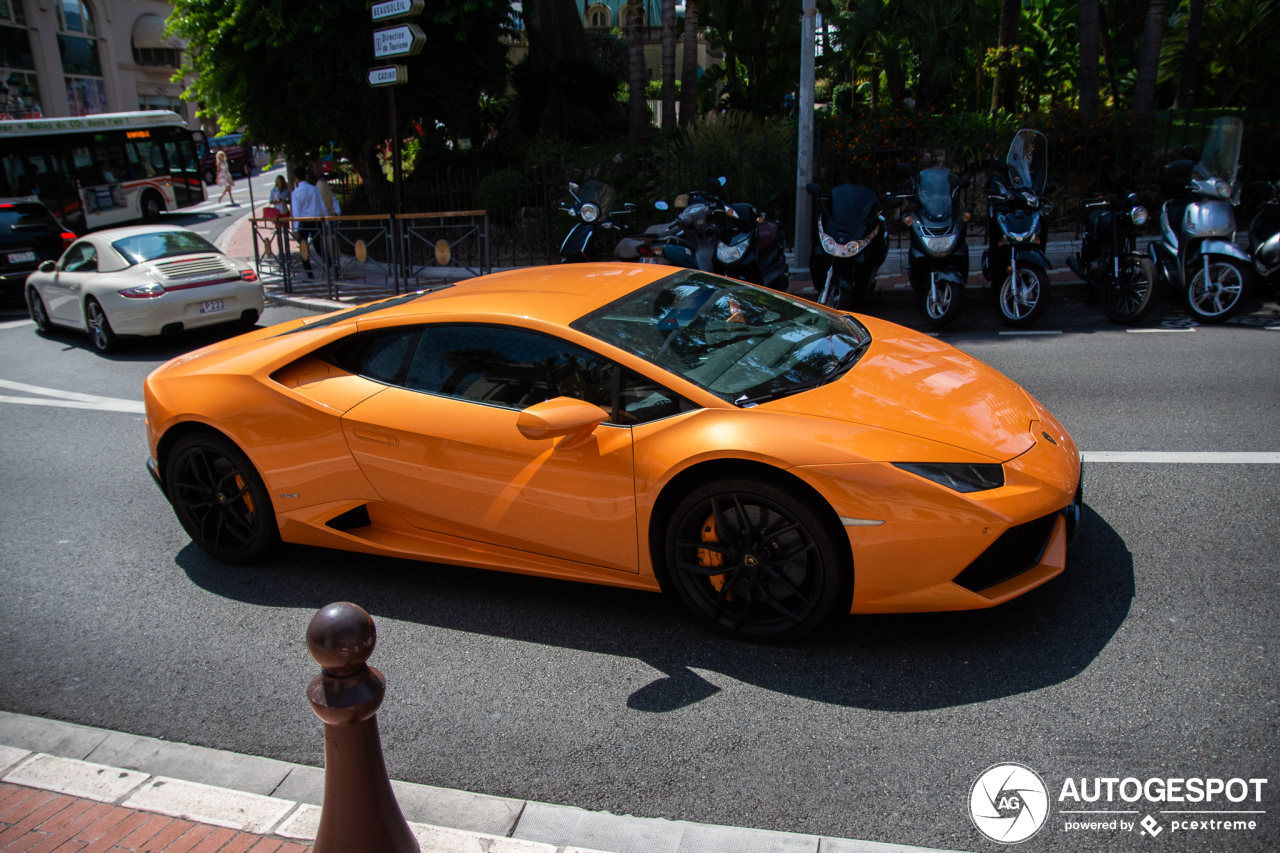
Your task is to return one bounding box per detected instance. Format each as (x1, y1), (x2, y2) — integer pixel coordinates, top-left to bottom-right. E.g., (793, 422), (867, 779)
(198, 299), (227, 314)
(7, 251), (35, 264)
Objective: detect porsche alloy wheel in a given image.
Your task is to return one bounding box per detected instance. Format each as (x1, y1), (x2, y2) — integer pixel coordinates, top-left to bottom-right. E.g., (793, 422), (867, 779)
(166, 433), (278, 564)
(84, 298), (119, 354)
(665, 479), (848, 641)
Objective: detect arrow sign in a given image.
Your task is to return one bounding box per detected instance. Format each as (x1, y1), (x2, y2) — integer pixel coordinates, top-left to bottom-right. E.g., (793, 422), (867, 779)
(373, 23), (425, 58)
(371, 0), (424, 22)
(368, 65), (407, 87)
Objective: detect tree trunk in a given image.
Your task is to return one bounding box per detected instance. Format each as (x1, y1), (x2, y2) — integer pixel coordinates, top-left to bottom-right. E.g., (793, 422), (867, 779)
(679, 0), (698, 126)
(1098, 0), (1122, 107)
(660, 0), (677, 129)
(1132, 0), (1168, 112)
(1078, 0), (1100, 115)
(1172, 0), (1202, 109)
(626, 1), (649, 147)
(990, 0), (1021, 113)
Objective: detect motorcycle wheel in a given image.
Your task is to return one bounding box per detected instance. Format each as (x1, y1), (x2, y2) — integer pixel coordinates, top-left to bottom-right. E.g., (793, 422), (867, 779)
(923, 279), (965, 329)
(1102, 255), (1157, 325)
(819, 277), (857, 311)
(1185, 258), (1250, 322)
(998, 265), (1050, 327)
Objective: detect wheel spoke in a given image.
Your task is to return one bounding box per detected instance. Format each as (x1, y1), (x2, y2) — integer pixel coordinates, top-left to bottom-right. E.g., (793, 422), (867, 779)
(761, 566), (815, 610)
(675, 539), (734, 556)
(712, 568), (742, 621)
(771, 540), (817, 562)
(710, 497), (744, 549)
(728, 576), (756, 630)
(756, 585), (804, 623)
(675, 556), (733, 577)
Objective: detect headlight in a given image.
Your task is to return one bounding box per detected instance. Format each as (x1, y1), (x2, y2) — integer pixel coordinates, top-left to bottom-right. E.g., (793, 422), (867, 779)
(819, 219), (880, 258)
(119, 282), (167, 299)
(894, 462), (1005, 493)
(1214, 179), (1232, 199)
(1130, 206), (1148, 226)
(580, 203), (600, 223)
(717, 240), (747, 263)
(924, 233), (958, 253)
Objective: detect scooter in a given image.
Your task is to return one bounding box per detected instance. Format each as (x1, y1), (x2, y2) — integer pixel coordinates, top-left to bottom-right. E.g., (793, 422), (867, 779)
(636, 178), (727, 271)
(558, 180), (635, 263)
(1150, 116), (1252, 322)
(1247, 179), (1279, 295)
(805, 181), (889, 310)
(1066, 193), (1157, 324)
(983, 129), (1054, 327)
(898, 164), (971, 328)
(716, 194), (789, 291)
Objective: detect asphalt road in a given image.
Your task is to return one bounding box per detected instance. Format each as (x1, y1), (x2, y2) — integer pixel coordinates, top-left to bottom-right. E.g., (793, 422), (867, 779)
(0, 294), (1276, 853)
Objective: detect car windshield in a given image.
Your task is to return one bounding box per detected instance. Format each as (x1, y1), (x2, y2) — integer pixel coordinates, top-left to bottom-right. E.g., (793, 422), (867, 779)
(572, 270), (872, 406)
(915, 168), (954, 221)
(111, 231), (220, 265)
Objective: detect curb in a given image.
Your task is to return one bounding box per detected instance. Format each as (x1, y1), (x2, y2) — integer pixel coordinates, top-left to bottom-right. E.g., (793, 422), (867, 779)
(0, 711), (970, 853)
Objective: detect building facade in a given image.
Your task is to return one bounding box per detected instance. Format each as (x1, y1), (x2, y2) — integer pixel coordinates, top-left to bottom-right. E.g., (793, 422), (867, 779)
(0, 0), (195, 127)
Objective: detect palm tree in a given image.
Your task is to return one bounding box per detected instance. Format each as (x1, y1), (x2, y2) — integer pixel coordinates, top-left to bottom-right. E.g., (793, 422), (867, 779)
(626, 1), (649, 147)
(1078, 0), (1100, 114)
(990, 0), (1021, 113)
(679, 0), (699, 125)
(660, 0), (677, 128)
(1132, 0), (1168, 111)
(1172, 0), (1203, 108)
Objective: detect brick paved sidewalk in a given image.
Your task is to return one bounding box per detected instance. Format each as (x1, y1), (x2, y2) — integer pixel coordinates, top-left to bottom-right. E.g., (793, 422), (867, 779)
(0, 783), (310, 853)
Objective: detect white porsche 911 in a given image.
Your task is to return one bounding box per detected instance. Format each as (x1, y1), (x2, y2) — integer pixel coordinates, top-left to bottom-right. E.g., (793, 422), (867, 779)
(24, 225), (264, 353)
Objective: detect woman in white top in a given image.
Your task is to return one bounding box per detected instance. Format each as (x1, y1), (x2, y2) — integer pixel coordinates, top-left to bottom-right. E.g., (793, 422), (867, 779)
(269, 175), (290, 215)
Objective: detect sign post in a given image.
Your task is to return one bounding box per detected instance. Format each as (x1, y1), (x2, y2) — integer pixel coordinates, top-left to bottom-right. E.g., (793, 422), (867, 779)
(368, 2), (423, 221)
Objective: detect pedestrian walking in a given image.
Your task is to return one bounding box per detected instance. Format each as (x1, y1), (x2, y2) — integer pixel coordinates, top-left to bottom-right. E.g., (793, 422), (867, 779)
(215, 150), (236, 205)
(290, 166), (325, 279)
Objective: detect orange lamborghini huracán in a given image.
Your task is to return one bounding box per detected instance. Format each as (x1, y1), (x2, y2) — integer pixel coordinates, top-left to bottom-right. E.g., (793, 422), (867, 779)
(144, 265), (1082, 640)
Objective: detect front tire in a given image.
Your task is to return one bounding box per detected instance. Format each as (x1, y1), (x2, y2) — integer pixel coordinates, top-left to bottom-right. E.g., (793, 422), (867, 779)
(84, 297), (119, 354)
(819, 274), (857, 311)
(663, 479), (849, 641)
(1102, 255), (1156, 324)
(165, 432), (279, 564)
(923, 277), (966, 329)
(1186, 257), (1249, 323)
(27, 287), (52, 333)
(998, 264), (1050, 327)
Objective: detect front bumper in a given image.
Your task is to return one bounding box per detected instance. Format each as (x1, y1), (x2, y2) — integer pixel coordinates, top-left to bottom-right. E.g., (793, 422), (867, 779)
(146, 456), (168, 500)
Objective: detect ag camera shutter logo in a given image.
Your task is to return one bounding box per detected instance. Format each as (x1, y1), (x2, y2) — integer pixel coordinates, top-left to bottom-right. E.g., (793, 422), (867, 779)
(970, 763), (1050, 844)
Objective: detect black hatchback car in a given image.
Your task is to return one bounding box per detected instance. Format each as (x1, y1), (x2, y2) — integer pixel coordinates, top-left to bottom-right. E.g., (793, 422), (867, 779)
(0, 199), (73, 306)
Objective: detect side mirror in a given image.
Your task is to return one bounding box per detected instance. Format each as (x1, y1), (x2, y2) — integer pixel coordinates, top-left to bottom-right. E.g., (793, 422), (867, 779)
(717, 176), (727, 186)
(896, 162), (913, 176)
(517, 397), (608, 444)
(568, 182), (580, 192)
(806, 182), (822, 198)
(655, 201), (669, 211)
(39, 260), (55, 273)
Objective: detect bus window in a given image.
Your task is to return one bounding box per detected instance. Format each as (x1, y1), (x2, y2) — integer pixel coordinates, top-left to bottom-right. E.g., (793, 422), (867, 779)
(70, 146), (105, 186)
(127, 139), (159, 177)
(91, 141), (131, 183)
(49, 151), (86, 232)
(0, 154), (36, 197)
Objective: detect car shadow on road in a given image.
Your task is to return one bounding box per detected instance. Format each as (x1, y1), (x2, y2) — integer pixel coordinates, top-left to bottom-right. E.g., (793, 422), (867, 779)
(176, 503), (1133, 714)
(30, 321), (257, 362)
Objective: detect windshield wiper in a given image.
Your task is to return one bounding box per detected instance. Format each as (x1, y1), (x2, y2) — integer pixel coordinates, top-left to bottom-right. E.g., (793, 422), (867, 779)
(734, 338), (870, 407)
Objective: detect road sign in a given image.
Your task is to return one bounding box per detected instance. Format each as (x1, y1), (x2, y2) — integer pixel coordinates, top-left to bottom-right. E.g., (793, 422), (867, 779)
(367, 65), (407, 87)
(371, 0), (424, 22)
(373, 24), (426, 58)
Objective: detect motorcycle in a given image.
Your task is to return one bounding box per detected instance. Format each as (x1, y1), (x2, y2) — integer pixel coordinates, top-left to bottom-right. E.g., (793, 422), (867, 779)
(558, 180), (635, 263)
(805, 181), (889, 310)
(898, 165), (972, 328)
(983, 129), (1054, 327)
(636, 178), (727, 271)
(1150, 116), (1251, 322)
(716, 194), (790, 291)
(1247, 179), (1279, 295)
(1066, 193), (1157, 324)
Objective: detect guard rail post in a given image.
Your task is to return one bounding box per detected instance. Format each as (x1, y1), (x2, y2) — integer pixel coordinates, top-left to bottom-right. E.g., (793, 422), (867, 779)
(306, 602), (418, 853)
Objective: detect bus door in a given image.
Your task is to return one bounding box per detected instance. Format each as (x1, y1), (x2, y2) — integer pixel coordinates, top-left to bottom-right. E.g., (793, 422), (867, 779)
(163, 135), (204, 207)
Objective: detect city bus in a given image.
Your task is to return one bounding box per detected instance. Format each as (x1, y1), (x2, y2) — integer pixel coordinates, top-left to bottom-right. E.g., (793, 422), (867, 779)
(0, 111), (207, 234)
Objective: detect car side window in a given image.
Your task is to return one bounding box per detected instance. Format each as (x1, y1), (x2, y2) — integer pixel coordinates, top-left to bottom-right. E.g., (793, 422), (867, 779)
(325, 329), (421, 386)
(617, 369), (696, 425)
(61, 242), (97, 272)
(405, 324), (614, 413)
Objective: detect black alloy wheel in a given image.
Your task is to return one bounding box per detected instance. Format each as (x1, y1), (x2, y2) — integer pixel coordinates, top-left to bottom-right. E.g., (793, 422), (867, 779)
(1102, 255), (1156, 324)
(84, 297), (119, 354)
(165, 433), (278, 564)
(27, 287), (51, 333)
(664, 479), (849, 641)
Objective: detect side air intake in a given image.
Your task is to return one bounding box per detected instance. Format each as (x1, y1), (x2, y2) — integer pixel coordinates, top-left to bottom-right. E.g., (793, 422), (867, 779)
(952, 513), (1059, 592)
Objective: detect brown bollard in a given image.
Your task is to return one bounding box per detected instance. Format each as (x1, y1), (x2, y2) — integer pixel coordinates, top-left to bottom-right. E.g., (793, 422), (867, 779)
(307, 602), (419, 853)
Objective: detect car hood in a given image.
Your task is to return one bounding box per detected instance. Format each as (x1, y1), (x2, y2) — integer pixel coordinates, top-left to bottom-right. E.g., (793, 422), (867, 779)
(763, 317), (1037, 461)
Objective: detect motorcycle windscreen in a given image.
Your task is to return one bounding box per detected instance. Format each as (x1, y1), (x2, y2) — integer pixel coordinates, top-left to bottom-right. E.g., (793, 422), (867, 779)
(1006, 129), (1048, 192)
(577, 179), (616, 219)
(915, 168), (955, 222)
(1193, 117), (1243, 183)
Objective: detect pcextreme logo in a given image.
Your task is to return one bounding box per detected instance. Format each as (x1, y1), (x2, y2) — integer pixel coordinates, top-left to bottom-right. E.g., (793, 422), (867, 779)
(969, 764), (1269, 844)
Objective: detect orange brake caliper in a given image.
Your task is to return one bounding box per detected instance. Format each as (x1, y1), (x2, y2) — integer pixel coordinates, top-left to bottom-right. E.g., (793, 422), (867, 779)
(699, 512), (731, 597)
(234, 473), (255, 514)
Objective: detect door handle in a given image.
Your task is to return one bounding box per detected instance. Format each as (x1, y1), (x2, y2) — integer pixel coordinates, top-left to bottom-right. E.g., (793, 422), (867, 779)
(351, 428), (399, 447)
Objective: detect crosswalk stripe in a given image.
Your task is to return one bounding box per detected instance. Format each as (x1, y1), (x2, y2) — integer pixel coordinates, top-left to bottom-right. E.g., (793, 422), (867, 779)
(1081, 451), (1280, 463)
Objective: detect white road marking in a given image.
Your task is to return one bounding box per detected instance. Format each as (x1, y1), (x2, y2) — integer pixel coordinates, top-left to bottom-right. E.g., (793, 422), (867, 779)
(1127, 327), (1195, 333)
(1267, 325), (1280, 331)
(4, 753), (148, 802)
(0, 319), (34, 330)
(0, 379), (145, 412)
(998, 330), (1062, 336)
(124, 776), (296, 834)
(1081, 451), (1280, 464)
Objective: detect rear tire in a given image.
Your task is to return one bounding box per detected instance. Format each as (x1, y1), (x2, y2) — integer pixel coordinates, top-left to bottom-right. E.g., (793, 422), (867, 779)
(998, 264), (1050, 327)
(165, 432), (278, 564)
(1102, 255), (1156, 324)
(84, 297), (119, 354)
(140, 190), (165, 222)
(1186, 257), (1249, 323)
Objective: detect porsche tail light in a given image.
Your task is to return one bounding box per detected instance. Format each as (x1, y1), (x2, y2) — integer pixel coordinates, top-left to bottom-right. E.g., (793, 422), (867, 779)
(119, 282), (167, 299)
(241, 269), (259, 282)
